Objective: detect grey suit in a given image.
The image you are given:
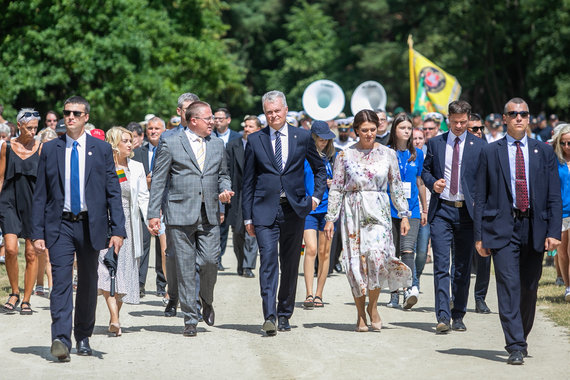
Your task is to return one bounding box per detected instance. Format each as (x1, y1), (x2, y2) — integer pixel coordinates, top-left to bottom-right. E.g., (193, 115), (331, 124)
(148, 128), (231, 325)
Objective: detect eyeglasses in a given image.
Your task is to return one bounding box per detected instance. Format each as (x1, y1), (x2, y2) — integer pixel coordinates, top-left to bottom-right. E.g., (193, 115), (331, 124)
(506, 111), (530, 118)
(560, 141), (570, 147)
(63, 110), (86, 117)
(213, 117), (227, 121)
(18, 111), (40, 121)
(469, 127), (485, 132)
(194, 116), (215, 123)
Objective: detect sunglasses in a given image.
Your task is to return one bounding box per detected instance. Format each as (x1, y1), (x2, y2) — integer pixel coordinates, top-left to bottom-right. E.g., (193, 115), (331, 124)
(63, 110), (86, 117)
(560, 141), (570, 147)
(469, 127), (485, 132)
(18, 111), (40, 121)
(506, 111), (530, 118)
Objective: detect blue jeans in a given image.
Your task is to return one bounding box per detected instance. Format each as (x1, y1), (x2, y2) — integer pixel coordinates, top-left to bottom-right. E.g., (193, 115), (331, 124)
(414, 223), (430, 289)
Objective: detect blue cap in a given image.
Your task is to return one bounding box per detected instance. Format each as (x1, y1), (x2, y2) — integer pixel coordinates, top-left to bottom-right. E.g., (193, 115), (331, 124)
(311, 120), (336, 140)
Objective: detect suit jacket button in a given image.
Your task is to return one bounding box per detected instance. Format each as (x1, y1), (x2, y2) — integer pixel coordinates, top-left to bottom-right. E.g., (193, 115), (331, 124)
(199, 192), (202, 195)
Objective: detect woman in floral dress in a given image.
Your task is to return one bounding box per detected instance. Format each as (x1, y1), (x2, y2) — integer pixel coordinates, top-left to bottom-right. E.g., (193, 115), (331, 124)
(324, 109), (412, 332)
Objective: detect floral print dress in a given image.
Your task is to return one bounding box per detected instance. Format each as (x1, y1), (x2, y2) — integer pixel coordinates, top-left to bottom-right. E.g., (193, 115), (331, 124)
(325, 144), (412, 297)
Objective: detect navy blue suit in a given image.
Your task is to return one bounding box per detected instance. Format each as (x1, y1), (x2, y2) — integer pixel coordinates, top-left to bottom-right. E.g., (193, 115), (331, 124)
(422, 131), (486, 324)
(32, 133), (126, 350)
(242, 124), (326, 321)
(474, 136), (561, 353)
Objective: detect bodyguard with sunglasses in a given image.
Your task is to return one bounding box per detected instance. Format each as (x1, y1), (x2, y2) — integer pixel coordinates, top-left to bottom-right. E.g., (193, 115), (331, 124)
(32, 96), (126, 362)
(474, 97), (561, 365)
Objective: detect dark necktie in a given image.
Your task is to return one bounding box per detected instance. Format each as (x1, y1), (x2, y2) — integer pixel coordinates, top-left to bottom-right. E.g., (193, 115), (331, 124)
(515, 141), (529, 211)
(71, 141), (80, 215)
(274, 131), (283, 173)
(450, 137), (460, 195)
(150, 145), (156, 171)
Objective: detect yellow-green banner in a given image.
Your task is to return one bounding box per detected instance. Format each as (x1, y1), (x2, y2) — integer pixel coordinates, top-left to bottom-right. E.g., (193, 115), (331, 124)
(409, 48), (461, 116)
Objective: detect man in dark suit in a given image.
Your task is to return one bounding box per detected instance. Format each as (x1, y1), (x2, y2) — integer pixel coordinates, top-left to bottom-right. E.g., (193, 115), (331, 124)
(132, 116), (167, 298)
(422, 100), (486, 334)
(225, 115), (261, 278)
(474, 97), (561, 365)
(32, 96), (126, 362)
(213, 107), (241, 271)
(242, 90), (326, 336)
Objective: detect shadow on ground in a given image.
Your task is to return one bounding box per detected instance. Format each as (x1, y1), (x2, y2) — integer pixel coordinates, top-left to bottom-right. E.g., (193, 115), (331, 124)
(436, 348), (507, 363)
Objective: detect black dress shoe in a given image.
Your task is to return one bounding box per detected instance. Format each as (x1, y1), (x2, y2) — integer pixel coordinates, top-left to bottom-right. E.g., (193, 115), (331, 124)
(164, 300), (177, 317)
(156, 289), (166, 297)
(183, 324), (197, 337)
(51, 339), (70, 362)
(475, 299), (491, 314)
(452, 318), (467, 331)
(334, 263), (343, 273)
(262, 317), (277, 336)
(139, 285), (145, 298)
(507, 350), (524, 365)
(436, 319), (451, 334)
(278, 316), (291, 332)
(201, 299), (215, 326)
(217, 262), (225, 271)
(76, 338), (92, 356)
(237, 269), (243, 276)
(243, 268), (255, 278)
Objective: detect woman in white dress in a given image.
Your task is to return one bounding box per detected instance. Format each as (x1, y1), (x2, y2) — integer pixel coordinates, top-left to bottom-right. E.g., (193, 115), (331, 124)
(98, 127), (150, 336)
(324, 110), (412, 332)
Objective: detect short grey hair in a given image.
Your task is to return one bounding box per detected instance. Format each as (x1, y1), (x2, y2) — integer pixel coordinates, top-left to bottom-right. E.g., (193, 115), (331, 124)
(148, 116), (166, 130)
(262, 91), (287, 111)
(17, 108), (41, 124)
(503, 97), (529, 114)
(177, 93), (200, 109)
(0, 123), (10, 135)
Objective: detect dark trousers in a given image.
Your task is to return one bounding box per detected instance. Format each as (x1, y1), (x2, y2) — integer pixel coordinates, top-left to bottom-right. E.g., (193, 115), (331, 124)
(232, 223), (258, 273)
(139, 217), (166, 292)
(49, 219), (99, 350)
(474, 246), (491, 301)
(219, 218), (229, 260)
(492, 216), (543, 353)
(328, 221), (342, 273)
(255, 201), (304, 321)
(430, 202), (473, 322)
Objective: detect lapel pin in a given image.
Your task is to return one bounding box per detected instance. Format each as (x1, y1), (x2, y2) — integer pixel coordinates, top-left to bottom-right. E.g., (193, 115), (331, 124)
(534, 149), (538, 153)
(294, 135), (297, 139)
(88, 151), (93, 156)
(469, 141), (473, 145)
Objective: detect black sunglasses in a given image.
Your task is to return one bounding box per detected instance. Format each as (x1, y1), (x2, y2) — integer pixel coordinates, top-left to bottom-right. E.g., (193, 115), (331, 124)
(63, 110), (86, 117)
(18, 111), (40, 121)
(506, 111), (529, 118)
(469, 126), (485, 132)
(560, 141), (570, 147)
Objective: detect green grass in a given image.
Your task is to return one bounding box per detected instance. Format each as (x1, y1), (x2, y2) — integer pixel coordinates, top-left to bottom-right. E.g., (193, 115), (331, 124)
(537, 266), (570, 330)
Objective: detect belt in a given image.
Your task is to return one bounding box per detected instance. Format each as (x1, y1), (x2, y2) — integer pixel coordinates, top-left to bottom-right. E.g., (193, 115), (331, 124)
(441, 199), (464, 208)
(62, 211), (88, 222)
(279, 197), (288, 205)
(512, 208), (531, 219)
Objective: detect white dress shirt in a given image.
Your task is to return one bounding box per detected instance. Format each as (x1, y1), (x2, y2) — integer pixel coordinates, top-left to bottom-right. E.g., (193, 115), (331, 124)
(270, 124), (289, 171)
(217, 129), (231, 146)
(441, 131), (466, 201)
(506, 134), (530, 209)
(184, 128), (206, 161)
(147, 143), (158, 171)
(64, 132), (87, 212)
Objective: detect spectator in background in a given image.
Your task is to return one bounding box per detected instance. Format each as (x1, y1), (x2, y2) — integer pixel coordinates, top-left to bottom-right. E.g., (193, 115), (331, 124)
(54, 119), (66, 137)
(532, 114), (552, 142)
(422, 118), (438, 151)
(0, 109), (42, 315)
(45, 111), (58, 131)
(0, 123), (10, 142)
(126, 122), (145, 150)
(411, 111), (423, 128)
(374, 109), (390, 145)
(333, 124), (354, 150)
(485, 114), (504, 143)
(468, 113), (485, 139)
(167, 116), (181, 130)
(7, 122), (17, 138)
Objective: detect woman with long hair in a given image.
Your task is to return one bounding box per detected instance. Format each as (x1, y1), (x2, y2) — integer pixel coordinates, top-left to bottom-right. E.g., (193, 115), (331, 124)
(324, 110), (412, 332)
(302, 121), (336, 309)
(385, 113), (427, 309)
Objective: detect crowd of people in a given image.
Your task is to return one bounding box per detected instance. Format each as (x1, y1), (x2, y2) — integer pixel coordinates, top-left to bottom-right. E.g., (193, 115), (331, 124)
(0, 91), (567, 366)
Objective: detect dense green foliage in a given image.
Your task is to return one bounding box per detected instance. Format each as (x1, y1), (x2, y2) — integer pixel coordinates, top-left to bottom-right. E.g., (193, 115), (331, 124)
(1, 0), (568, 127)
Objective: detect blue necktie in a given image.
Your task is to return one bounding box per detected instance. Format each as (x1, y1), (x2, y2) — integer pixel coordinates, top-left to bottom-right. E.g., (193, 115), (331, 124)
(70, 141), (80, 215)
(274, 131), (282, 173)
(150, 145), (156, 171)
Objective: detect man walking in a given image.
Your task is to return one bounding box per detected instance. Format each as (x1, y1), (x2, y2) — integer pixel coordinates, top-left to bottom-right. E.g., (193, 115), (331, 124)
(148, 101), (233, 337)
(474, 98), (561, 365)
(242, 90), (326, 336)
(32, 96), (126, 362)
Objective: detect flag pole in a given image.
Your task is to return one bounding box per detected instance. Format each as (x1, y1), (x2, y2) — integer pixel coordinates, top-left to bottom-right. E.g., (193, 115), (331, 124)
(408, 34), (415, 111)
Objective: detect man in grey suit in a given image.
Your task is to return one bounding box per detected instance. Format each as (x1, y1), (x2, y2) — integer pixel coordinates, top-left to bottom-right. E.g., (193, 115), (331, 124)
(148, 101), (233, 337)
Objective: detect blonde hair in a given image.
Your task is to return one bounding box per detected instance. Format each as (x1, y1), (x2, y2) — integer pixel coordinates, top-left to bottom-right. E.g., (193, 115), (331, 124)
(311, 133), (335, 160)
(552, 123), (570, 163)
(36, 127), (57, 142)
(106, 126), (134, 159)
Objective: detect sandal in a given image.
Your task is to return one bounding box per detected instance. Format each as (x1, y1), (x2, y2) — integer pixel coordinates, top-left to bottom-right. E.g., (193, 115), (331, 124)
(313, 296), (324, 308)
(303, 295), (314, 309)
(20, 301), (33, 315)
(2, 293), (20, 314)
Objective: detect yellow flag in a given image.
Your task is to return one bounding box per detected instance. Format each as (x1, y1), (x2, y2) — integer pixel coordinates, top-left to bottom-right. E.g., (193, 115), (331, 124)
(409, 49), (461, 116)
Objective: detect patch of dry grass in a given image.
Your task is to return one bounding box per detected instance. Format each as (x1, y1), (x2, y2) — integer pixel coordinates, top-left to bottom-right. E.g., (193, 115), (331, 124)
(0, 241), (29, 299)
(537, 266), (570, 330)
